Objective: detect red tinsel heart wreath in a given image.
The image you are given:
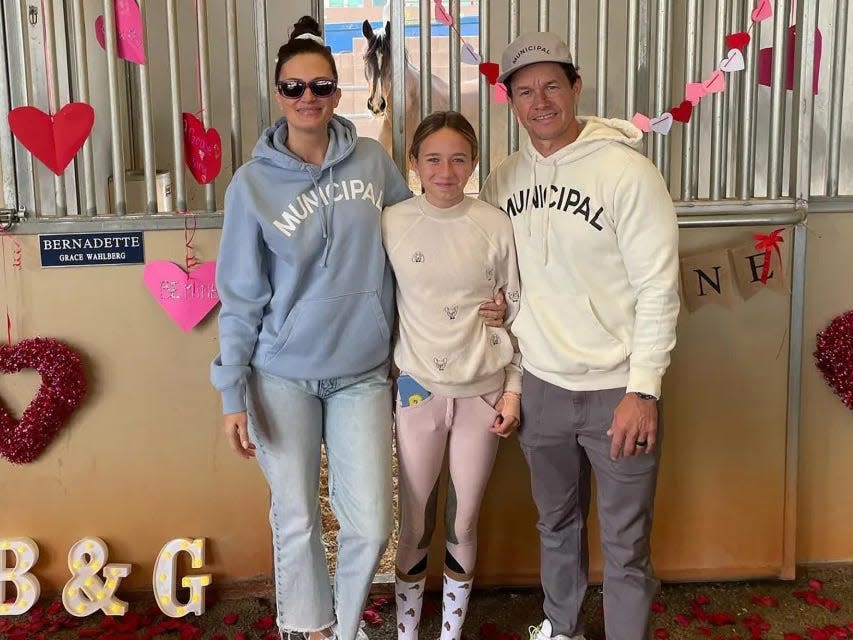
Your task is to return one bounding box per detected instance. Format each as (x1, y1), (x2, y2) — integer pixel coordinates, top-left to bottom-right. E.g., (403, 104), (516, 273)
(814, 309), (853, 411)
(0, 337), (87, 464)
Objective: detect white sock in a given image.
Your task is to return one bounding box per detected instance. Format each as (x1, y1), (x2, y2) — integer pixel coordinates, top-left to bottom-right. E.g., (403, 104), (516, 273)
(395, 574), (425, 640)
(440, 573), (473, 640)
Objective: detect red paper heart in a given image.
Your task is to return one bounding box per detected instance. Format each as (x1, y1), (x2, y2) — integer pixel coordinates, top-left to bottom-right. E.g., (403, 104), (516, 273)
(0, 338), (87, 465)
(670, 100), (694, 123)
(479, 62), (500, 85)
(7, 103), (94, 175)
(758, 26), (822, 94)
(182, 112), (222, 185)
(726, 31), (751, 51)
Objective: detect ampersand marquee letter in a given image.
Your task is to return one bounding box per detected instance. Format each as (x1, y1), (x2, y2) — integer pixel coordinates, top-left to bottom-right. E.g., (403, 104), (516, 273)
(0, 537), (40, 615)
(62, 537), (131, 616)
(153, 538), (212, 617)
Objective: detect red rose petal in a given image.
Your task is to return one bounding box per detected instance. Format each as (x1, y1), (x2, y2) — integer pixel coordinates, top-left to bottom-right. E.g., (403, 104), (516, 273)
(809, 579), (824, 591)
(654, 629), (669, 640)
(362, 609), (383, 625)
(253, 614), (276, 630)
(675, 614), (692, 627)
(223, 613), (239, 625)
(695, 594), (711, 606)
(785, 634), (806, 640)
(750, 595), (779, 607)
(481, 622), (499, 639)
(698, 626), (712, 636)
(651, 601), (667, 614)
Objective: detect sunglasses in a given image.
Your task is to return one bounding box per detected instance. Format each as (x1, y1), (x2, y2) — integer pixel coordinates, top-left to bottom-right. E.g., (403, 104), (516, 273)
(275, 78), (338, 99)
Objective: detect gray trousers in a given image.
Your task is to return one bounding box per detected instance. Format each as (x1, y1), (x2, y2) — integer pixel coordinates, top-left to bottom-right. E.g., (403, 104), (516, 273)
(518, 371), (661, 640)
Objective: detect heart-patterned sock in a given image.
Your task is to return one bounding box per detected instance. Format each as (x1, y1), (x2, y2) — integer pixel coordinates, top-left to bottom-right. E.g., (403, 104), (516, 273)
(395, 574), (426, 640)
(440, 573), (472, 640)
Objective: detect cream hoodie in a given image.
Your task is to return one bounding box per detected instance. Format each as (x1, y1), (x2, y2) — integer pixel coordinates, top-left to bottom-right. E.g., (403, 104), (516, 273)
(480, 117), (679, 398)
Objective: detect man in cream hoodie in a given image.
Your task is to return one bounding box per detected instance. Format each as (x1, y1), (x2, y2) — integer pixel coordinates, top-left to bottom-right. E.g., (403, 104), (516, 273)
(480, 32), (680, 640)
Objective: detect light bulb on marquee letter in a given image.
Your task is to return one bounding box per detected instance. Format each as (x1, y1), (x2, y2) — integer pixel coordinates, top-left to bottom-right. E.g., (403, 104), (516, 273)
(0, 537), (41, 615)
(62, 537), (131, 617)
(153, 538), (212, 617)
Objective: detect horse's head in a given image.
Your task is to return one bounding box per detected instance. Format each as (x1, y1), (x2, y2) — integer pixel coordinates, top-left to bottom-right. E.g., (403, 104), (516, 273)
(362, 20), (390, 115)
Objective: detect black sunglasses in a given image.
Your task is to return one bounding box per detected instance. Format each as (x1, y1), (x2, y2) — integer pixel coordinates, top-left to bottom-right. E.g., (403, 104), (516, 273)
(275, 78), (338, 99)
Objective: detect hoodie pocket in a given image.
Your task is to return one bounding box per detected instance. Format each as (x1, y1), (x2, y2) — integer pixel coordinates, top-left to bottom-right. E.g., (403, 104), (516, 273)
(516, 293), (627, 375)
(264, 291), (391, 367)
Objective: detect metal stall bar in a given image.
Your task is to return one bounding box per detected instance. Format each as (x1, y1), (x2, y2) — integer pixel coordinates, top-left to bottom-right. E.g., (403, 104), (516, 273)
(723, 0), (739, 196)
(681, 0), (700, 200)
(42, 0), (66, 216)
(539, 0), (549, 31)
(568, 0), (579, 64)
(227, 0), (243, 173)
(4, 3), (36, 215)
(826, 0), (848, 197)
(782, 0), (819, 582)
(196, 1), (215, 211)
(70, 0), (96, 215)
(138, 0), (157, 213)
(653, 0), (671, 179)
(737, 0), (759, 199)
(103, 0), (127, 214)
(449, 0), (460, 112)
(596, 0), (608, 117)
(767, 0), (790, 199)
(166, 0), (186, 212)
(254, 0), (271, 134)
(508, 0), (519, 154)
(625, 0), (638, 118)
(311, 0), (323, 35)
(421, 0), (432, 119)
(0, 3), (17, 210)
(636, 0), (651, 135)
(709, 1), (727, 200)
(390, 0), (406, 173)
(478, 0), (490, 188)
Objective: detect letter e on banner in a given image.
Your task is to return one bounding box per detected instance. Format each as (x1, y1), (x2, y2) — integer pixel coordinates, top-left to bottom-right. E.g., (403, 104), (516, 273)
(153, 538), (211, 617)
(679, 249), (737, 312)
(730, 243), (789, 300)
(0, 537), (40, 615)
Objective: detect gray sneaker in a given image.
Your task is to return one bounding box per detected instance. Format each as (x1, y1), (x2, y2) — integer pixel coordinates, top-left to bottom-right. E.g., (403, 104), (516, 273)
(528, 620), (585, 640)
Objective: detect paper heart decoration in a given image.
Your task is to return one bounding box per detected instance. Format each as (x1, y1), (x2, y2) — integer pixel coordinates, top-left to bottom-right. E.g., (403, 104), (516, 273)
(479, 62), (500, 85)
(94, 0), (146, 65)
(758, 26), (822, 94)
(703, 70), (726, 94)
(182, 113), (222, 185)
(493, 82), (509, 105)
(630, 113), (651, 133)
(751, 0), (773, 22)
(0, 338), (87, 465)
(685, 82), (707, 105)
(434, 0), (453, 27)
(461, 42), (482, 65)
(720, 48), (745, 73)
(143, 261), (220, 332)
(649, 112), (674, 135)
(8, 103), (94, 175)
(726, 31), (751, 52)
(670, 100), (694, 123)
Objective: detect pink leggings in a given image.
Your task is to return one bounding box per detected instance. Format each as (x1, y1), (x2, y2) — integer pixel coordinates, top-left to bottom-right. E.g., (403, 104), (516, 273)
(395, 387), (502, 579)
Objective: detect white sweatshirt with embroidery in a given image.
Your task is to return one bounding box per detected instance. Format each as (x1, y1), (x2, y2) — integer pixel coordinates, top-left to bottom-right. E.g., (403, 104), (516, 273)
(381, 195), (522, 397)
(479, 117), (680, 398)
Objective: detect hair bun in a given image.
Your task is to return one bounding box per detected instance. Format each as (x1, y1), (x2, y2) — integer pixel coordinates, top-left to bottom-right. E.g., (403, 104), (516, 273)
(290, 15), (322, 41)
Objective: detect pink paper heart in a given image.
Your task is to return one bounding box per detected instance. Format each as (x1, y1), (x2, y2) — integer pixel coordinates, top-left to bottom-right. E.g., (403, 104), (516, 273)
(631, 113), (651, 133)
(685, 82), (707, 105)
(434, 0), (454, 27)
(493, 82), (508, 104)
(94, 0), (146, 65)
(751, 0), (773, 22)
(720, 48), (745, 73)
(143, 261), (220, 332)
(461, 42), (482, 65)
(703, 70), (726, 94)
(649, 112), (674, 136)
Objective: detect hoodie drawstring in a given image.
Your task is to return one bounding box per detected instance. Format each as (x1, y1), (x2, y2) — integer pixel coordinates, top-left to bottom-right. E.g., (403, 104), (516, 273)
(528, 159), (558, 266)
(312, 165), (335, 267)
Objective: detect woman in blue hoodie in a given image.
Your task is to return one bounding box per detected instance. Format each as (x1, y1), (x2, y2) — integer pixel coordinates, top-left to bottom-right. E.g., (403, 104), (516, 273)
(211, 16), (412, 640)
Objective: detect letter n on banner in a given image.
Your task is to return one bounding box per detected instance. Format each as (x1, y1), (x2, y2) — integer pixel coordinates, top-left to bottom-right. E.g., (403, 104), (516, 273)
(679, 249), (736, 313)
(730, 242), (789, 300)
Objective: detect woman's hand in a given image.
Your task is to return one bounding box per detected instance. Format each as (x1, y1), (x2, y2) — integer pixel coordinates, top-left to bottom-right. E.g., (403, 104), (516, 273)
(490, 392), (520, 438)
(223, 412), (256, 459)
(479, 289), (508, 327)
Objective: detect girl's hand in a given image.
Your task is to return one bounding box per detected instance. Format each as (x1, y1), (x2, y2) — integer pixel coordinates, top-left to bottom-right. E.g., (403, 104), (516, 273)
(490, 392), (520, 438)
(223, 412), (256, 459)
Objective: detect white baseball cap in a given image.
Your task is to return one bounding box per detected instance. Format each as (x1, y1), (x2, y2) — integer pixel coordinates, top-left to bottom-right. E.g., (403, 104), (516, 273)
(498, 31), (574, 85)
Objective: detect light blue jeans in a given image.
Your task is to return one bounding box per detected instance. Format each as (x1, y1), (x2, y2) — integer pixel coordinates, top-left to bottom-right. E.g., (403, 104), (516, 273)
(246, 362), (394, 640)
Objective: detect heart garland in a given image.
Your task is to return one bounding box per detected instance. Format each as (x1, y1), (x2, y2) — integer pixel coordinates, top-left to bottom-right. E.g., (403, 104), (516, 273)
(0, 338), (88, 465)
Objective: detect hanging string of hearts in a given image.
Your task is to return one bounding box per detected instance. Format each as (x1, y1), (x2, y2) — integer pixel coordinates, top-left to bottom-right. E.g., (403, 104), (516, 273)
(431, 0), (508, 104)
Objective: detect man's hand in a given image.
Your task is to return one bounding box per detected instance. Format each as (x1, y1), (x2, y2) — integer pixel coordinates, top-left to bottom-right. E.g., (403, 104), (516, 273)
(490, 393), (520, 438)
(223, 411), (256, 459)
(479, 289), (507, 327)
(606, 393), (657, 459)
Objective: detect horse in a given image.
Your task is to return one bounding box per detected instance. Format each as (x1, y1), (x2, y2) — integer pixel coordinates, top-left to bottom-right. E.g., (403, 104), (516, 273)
(361, 19), (503, 170)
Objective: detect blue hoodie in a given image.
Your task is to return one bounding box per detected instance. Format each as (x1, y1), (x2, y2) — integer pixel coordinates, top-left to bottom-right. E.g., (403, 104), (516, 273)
(211, 115), (412, 414)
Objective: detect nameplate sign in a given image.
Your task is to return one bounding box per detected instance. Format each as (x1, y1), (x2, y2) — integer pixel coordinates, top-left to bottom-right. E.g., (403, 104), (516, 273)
(39, 232), (145, 268)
